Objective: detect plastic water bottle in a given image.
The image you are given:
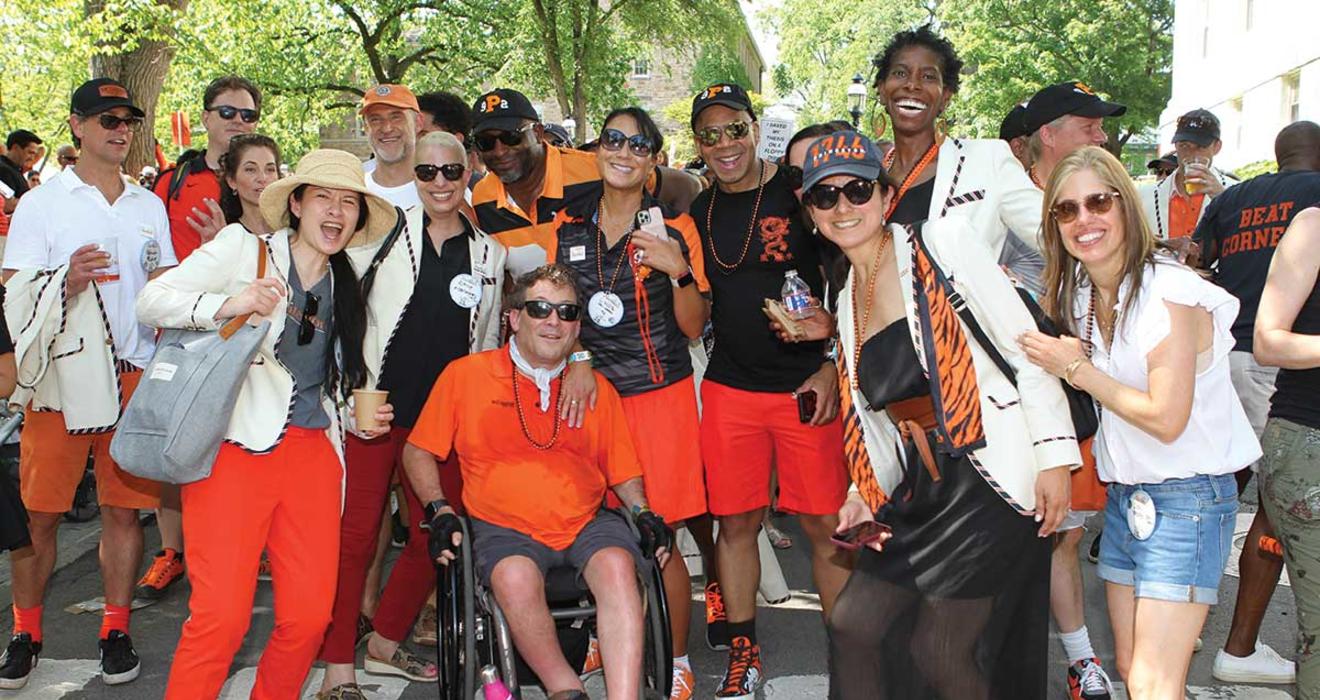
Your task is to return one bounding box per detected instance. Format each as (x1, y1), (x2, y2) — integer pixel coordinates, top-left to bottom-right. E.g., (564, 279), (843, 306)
(480, 664), (514, 700)
(781, 270), (814, 320)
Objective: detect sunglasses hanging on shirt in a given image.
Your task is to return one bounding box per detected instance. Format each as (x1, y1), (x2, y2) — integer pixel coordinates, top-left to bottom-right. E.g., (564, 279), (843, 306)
(297, 292), (320, 346)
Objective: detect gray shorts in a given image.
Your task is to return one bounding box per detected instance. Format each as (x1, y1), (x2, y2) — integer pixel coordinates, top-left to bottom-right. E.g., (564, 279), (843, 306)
(471, 510), (643, 587)
(1230, 350), (1279, 471)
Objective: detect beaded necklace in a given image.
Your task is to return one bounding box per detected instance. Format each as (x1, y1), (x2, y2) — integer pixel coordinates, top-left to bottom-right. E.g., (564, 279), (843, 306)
(882, 137), (942, 220)
(705, 159), (767, 272)
(849, 230), (894, 391)
(595, 194), (635, 294)
(510, 370), (564, 450)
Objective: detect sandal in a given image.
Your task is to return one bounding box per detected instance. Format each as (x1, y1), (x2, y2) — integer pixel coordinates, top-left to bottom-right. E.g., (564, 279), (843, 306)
(316, 683), (367, 700)
(411, 604), (438, 646)
(363, 646), (438, 682)
(355, 614), (373, 648)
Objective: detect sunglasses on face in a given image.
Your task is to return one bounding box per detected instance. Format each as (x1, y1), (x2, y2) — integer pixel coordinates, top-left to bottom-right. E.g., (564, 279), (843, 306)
(1050, 191), (1121, 224)
(696, 120), (752, 147)
(782, 163), (803, 191)
(474, 124), (535, 152)
(414, 163), (466, 182)
(59, 155), (78, 163)
(298, 292), (320, 346)
(600, 128), (655, 157)
(805, 178), (878, 210)
(520, 300), (582, 322)
(96, 113), (143, 131)
(207, 105), (260, 123)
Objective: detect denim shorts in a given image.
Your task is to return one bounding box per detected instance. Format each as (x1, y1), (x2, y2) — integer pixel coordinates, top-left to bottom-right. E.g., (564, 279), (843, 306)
(1097, 473), (1238, 604)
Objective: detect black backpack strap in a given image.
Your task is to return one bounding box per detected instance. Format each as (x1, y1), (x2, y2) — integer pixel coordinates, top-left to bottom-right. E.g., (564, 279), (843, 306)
(359, 206), (407, 299)
(946, 286), (1018, 388)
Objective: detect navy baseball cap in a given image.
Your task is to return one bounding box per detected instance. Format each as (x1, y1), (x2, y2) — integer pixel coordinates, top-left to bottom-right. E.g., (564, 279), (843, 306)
(472, 88), (539, 133)
(71, 78), (144, 118)
(1172, 109), (1221, 146)
(691, 83), (756, 128)
(801, 132), (885, 192)
(1023, 81), (1126, 134)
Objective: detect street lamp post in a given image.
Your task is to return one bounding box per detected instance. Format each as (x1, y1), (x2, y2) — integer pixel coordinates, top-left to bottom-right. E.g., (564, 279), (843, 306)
(847, 73), (866, 128)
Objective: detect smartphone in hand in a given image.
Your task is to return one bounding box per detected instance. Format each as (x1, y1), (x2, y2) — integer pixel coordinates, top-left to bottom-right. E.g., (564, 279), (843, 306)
(830, 520), (891, 550)
(796, 389), (817, 423)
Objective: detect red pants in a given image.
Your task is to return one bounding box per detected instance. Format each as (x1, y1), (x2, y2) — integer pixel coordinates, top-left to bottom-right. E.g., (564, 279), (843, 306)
(166, 428), (342, 699)
(318, 429), (464, 663)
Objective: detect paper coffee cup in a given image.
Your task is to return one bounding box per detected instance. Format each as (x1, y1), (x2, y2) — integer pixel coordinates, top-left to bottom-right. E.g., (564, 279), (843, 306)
(353, 389), (388, 432)
(94, 237), (120, 283)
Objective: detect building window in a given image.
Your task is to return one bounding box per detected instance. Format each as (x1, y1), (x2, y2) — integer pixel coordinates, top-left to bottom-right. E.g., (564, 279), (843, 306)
(1284, 73), (1301, 122)
(632, 58), (650, 78)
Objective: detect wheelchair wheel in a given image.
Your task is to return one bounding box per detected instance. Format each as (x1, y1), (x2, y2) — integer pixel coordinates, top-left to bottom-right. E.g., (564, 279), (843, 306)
(438, 523), (478, 700)
(640, 559), (673, 699)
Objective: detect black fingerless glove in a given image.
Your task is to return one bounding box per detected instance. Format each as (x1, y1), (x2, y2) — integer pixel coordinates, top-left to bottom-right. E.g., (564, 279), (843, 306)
(635, 509), (673, 559)
(427, 512), (462, 562)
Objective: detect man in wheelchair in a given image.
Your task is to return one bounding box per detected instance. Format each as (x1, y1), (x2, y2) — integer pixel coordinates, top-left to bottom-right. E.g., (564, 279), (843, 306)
(402, 264), (673, 700)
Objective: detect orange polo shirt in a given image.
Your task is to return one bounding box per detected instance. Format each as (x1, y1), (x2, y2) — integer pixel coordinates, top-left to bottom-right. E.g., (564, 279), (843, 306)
(407, 346), (643, 550)
(1168, 191), (1206, 240)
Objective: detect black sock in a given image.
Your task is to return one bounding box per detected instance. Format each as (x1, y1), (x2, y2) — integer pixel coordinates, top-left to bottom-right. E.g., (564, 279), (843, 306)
(727, 619), (756, 645)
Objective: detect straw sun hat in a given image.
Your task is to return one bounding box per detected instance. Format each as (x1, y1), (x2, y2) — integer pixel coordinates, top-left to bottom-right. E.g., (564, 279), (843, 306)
(259, 149), (398, 248)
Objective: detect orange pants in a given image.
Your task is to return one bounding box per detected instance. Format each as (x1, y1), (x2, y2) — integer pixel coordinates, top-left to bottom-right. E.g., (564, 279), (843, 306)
(165, 428), (342, 699)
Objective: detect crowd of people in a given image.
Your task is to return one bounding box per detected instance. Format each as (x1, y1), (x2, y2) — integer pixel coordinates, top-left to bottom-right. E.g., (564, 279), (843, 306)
(0, 21), (1319, 700)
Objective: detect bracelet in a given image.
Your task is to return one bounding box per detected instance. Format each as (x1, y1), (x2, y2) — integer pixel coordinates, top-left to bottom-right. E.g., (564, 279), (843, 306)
(671, 267), (695, 288)
(568, 350), (593, 364)
(1063, 357), (1087, 389)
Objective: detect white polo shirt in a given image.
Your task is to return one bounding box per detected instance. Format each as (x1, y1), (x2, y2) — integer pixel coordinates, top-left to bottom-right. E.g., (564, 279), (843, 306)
(3, 167), (177, 368)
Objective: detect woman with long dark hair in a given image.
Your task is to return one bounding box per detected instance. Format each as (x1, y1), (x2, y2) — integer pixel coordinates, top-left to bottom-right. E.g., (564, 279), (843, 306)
(218, 133), (281, 234)
(137, 150), (399, 699)
(811, 132), (1077, 699)
(1020, 146), (1259, 698)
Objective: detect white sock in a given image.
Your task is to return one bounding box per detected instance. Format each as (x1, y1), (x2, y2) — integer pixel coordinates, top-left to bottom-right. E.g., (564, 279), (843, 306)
(673, 654), (690, 671)
(1060, 625), (1095, 664)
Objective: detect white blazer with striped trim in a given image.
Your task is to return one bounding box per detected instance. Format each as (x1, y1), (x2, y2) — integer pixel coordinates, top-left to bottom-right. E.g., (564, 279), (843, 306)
(921, 137), (1044, 253)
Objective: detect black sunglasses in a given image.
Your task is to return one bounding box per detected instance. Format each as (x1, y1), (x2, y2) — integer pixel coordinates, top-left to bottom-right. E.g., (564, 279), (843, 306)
(1050, 191), (1121, 224)
(414, 163), (466, 182)
(696, 120), (752, 147)
(96, 113), (143, 131)
(600, 128), (655, 157)
(782, 163), (803, 191)
(298, 292), (320, 346)
(474, 124), (535, 152)
(520, 300), (582, 322)
(207, 105), (260, 124)
(1176, 115), (1215, 131)
(805, 178), (878, 210)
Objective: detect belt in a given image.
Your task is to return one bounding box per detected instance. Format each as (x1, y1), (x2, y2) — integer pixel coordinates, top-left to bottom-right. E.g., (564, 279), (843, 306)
(116, 359), (143, 374)
(884, 395), (941, 483)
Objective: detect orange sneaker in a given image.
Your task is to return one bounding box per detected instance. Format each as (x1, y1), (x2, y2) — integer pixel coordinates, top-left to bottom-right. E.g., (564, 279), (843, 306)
(715, 636), (762, 698)
(135, 549), (184, 600)
(670, 663), (695, 700)
(581, 635), (602, 677)
(705, 581), (729, 650)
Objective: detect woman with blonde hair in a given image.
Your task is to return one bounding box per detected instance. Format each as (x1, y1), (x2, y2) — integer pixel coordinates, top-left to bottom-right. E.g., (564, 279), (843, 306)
(1019, 146), (1260, 699)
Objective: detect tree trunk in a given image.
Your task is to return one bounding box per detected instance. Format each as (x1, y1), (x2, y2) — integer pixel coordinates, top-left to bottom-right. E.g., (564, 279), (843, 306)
(86, 0), (188, 175)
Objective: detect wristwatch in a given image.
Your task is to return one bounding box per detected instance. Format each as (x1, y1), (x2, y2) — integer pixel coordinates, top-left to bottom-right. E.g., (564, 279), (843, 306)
(671, 267), (696, 289)
(421, 498), (451, 528)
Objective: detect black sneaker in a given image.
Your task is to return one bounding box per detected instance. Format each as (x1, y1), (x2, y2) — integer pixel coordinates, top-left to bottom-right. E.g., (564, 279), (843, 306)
(704, 581), (730, 651)
(0, 633), (41, 690)
(99, 630), (141, 685)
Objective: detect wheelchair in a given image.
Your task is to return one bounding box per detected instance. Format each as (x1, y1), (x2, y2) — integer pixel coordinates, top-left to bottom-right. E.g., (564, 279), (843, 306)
(436, 509), (673, 699)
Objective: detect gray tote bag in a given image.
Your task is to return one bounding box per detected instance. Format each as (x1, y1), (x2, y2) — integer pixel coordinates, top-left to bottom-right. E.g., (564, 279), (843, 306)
(112, 240), (271, 484)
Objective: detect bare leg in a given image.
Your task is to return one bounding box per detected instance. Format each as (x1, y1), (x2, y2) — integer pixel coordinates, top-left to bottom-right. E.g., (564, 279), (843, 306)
(663, 526), (692, 658)
(489, 556), (582, 695)
(798, 513), (853, 619)
(1224, 508), (1283, 657)
(99, 506), (144, 607)
(1126, 598), (1208, 699)
(716, 509), (765, 624)
(156, 484), (184, 552)
(686, 513), (718, 584)
(1106, 583), (1138, 682)
(10, 512), (61, 609)
(1050, 528), (1086, 635)
(583, 547), (644, 700)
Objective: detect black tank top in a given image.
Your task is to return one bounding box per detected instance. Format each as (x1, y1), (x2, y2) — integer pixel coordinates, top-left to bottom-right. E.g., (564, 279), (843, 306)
(889, 177), (935, 227)
(1270, 279), (1320, 430)
(857, 320), (930, 410)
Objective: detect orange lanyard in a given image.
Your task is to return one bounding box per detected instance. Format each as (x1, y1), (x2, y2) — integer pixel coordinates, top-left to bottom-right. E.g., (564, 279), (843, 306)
(883, 137), (942, 220)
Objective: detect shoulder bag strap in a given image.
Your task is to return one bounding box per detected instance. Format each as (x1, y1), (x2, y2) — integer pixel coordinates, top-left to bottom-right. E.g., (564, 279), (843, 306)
(947, 285), (1018, 388)
(218, 237), (268, 340)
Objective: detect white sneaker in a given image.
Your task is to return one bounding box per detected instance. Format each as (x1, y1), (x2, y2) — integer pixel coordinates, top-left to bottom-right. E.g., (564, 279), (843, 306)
(1212, 642), (1296, 684)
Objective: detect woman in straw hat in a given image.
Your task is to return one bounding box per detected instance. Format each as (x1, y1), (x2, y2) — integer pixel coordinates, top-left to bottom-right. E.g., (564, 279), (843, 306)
(137, 149), (400, 699)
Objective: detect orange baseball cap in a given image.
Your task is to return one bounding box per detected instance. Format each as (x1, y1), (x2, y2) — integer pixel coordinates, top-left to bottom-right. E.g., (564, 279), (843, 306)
(359, 84), (419, 114)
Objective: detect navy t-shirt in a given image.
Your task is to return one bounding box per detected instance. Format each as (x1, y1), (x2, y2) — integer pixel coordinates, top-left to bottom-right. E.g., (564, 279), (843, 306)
(1194, 170), (1320, 352)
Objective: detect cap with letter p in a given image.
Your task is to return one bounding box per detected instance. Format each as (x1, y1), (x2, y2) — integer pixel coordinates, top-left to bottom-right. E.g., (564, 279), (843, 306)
(801, 132), (885, 192)
(471, 88), (539, 133)
(690, 83), (756, 129)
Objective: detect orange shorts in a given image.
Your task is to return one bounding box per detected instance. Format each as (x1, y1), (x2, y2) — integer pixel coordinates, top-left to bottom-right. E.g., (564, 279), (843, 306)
(699, 380), (847, 517)
(610, 376), (707, 524)
(19, 370), (160, 513)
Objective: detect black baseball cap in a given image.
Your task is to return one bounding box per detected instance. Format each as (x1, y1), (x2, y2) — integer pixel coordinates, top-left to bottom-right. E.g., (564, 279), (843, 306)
(543, 123), (572, 147)
(801, 132), (885, 193)
(691, 83), (756, 129)
(1173, 109), (1221, 147)
(1146, 152), (1179, 170)
(70, 78), (144, 118)
(1023, 81), (1126, 134)
(471, 88), (539, 133)
(998, 104), (1029, 142)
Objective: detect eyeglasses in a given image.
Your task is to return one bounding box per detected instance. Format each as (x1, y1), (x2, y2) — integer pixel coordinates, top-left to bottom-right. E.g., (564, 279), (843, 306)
(696, 120), (752, 147)
(1050, 191), (1121, 224)
(805, 178), (878, 210)
(474, 124), (535, 152)
(207, 105), (260, 124)
(519, 300), (582, 322)
(59, 155), (78, 164)
(96, 114), (143, 131)
(782, 163), (803, 191)
(600, 128), (655, 157)
(414, 163), (466, 182)
(298, 292), (320, 345)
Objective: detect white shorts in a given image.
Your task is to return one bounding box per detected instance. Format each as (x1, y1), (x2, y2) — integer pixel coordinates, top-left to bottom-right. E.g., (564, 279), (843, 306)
(1060, 509), (1097, 532)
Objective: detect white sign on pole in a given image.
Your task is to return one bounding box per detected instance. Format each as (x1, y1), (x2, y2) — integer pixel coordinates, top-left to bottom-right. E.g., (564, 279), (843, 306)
(757, 116), (796, 161)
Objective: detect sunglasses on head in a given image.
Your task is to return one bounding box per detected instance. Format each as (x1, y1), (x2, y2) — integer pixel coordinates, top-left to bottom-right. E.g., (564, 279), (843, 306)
(1050, 191), (1121, 224)
(805, 178), (878, 210)
(298, 292), (320, 346)
(1176, 115), (1214, 131)
(95, 113), (143, 131)
(600, 128), (655, 157)
(207, 105), (260, 124)
(414, 163), (466, 182)
(696, 120), (752, 147)
(520, 300), (582, 322)
(475, 124), (535, 152)
(781, 163), (803, 191)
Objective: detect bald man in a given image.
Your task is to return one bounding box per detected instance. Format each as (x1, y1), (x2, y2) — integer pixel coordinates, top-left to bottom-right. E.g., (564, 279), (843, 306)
(1194, 119), (1320, 685)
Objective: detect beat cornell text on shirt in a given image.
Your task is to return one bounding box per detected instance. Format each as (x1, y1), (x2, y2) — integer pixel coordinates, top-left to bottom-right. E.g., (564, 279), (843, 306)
(1222, 200), (1298, 258)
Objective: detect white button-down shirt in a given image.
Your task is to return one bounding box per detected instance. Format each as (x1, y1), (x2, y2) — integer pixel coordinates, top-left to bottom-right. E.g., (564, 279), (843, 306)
(3, 168), (177, 368)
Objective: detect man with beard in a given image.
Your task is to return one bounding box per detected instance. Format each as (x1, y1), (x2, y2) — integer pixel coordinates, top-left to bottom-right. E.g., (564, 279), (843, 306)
(361, 84), (423, 211)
